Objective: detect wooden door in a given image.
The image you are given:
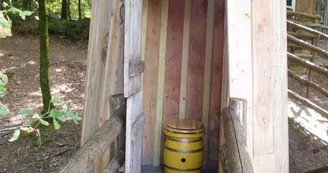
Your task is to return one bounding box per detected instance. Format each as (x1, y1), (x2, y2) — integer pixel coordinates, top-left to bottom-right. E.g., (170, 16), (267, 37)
(124, 0), (145, 173)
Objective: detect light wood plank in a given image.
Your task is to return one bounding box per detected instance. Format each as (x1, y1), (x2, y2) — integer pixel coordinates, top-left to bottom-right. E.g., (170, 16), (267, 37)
(226, 0), (253, 162)
(153, 0), (168, 166)
(81, 0), (113, 145)
(142, 0), (161, 165)
(124, 0), (143, 97)
(186, 0), (207, 120)
(125, 91), (144, 173)
(252, 0), (275, 171)
(178, 0), (191, 120)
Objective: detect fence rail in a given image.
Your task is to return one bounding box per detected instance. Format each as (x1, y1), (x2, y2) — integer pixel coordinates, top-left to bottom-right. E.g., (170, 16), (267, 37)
(219, 98), (253, 173)
(59, 108), (125, 173)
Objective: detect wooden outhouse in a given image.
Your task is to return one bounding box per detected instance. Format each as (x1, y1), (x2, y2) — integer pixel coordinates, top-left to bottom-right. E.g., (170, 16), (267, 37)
(60, 0), (289, 173)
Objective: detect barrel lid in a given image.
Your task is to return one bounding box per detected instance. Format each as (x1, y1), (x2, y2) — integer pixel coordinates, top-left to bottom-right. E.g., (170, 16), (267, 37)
(164, 119), (204, 134)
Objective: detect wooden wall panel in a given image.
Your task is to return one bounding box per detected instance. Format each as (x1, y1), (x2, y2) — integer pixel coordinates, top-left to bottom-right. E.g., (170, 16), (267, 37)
(186, 0), (207, 119)
(207, 0), (224, 170)
(224, 0), (288, 172)
(162, 0), (185, 125)
(142, 0), (161, 165)
(141, 0), (224, 167)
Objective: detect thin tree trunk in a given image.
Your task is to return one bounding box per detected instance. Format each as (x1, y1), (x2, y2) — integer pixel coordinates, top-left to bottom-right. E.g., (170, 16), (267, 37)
(38, 0), (53, 114)
(68, 0), (71, 20)
(61, 0), (68, 20)
(22, 0), (28, 10)
(78, 0), (82, 20)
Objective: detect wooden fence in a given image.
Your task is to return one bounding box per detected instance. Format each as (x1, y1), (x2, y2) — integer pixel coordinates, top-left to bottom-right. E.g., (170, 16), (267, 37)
(219, 98), (254, 173)
(287, 22), (328, 118)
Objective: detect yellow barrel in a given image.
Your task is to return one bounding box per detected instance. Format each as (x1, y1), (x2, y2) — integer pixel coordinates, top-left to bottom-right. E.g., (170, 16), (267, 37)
(163, 119), (205, 173)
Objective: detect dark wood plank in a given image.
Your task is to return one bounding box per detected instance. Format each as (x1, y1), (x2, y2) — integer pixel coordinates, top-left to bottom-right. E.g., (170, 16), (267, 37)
(186, 0), (207, 119)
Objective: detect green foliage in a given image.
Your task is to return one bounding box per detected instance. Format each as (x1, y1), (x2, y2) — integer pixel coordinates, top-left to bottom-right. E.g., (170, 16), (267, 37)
(0, 74), (8, 116)
(0, 74), (82, 142)
(0, 1), (32, 38)
(12, 19), (90, 41)
(8, 129), (20, 142)
(6, 96), (82, 142)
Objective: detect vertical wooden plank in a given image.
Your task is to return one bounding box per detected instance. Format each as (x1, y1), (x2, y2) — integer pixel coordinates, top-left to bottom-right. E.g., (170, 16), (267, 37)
(208, 0), (224, 171)
(124, 0), (143, 97)
(226, 0), (253, 162)
(125, 91), (144, 173)
(163, 0), (185, 126)
(178, 0), (191, 119)
(81, 0), (113, 145)
(273, 0), (289, 172)
(202, 0), (215, 167)
(142, 0), (161, 165)
(185, 0), (207, 120)
(107, 0), (125, 96)
(252, 0), (274, 168)
(141, 0), (149, 87)
(96, 1), (124, 171)
(153, 0), (168, 166)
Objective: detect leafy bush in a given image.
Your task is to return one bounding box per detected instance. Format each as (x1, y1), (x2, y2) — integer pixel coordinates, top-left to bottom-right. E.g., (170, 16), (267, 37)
(12, 19), (90, 41)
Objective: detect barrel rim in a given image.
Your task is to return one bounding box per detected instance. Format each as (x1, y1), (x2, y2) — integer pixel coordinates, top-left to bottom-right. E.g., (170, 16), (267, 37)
(163, 164), (202, 172)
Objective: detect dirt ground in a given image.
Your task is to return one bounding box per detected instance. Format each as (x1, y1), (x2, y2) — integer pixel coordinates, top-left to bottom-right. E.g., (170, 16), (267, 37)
(0, 35), (87, 173)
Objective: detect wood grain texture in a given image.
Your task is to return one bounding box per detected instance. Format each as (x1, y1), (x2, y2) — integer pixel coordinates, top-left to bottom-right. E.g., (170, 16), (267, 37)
(178, 0), (191, 119)
(142, 0), (161, 165)
(163, 0), (185, 125)
(252, 2), (275, 171)
(59, 113), (124, 173)
(185, 0), (207, 120)
(81, 0), (113, 145)
(153, 0), (168, 166)
(202, 0), (214, 167)
(226, 0), (253, 162)
(296, 0), (315, 14)
(124, 0), (143, 97)
(273, 0), (288, 172)
(125, 91), (144, 173)
(208, 0), (224, 170)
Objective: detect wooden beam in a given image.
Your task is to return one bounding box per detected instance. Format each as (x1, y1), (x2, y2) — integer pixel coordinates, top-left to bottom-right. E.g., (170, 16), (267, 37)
(272, 1), (289, 171)
(288, 34), (328, 60)
(287, 10), (321, 20)
(252, 0), (275, 170)
(288, 52), (328, 77)
(287, 20), (328, 40)
(288, 89), (328, 118)
(153, 0), (168, 166)
(226, 0), (253, 161)
(288, 70), (328, 98)
(81, 0), (113, 145)
(178, 0), (191, 119)
(202, 0), (215, 166)
(142, 0), (161, 165)
(288, 31), (317, 39)
(220, 108), (254, 173)
(59, 112), (124, 173)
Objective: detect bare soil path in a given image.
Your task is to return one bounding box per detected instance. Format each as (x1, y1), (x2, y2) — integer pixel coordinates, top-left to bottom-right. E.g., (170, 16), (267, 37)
(0, 35), (87, 173)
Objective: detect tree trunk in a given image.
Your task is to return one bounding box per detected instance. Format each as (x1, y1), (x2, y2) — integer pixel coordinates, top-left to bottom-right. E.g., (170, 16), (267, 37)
(78, 0), (82, 20)
(61, 0), (68, 20)
(38, 0), (53, 114)
(68, 0), (71, 20)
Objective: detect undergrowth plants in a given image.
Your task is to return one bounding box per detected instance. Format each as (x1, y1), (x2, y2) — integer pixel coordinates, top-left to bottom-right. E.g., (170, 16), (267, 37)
(0, 73), (82, 142)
